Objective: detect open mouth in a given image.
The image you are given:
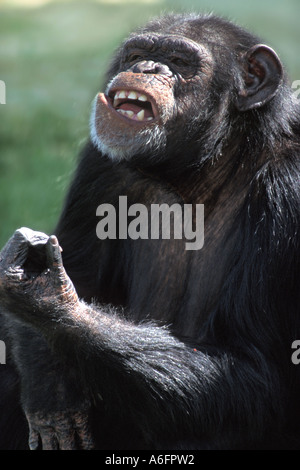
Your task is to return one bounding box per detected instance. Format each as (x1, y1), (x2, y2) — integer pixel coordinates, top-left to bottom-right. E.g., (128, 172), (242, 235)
(108, 89), (158, 122)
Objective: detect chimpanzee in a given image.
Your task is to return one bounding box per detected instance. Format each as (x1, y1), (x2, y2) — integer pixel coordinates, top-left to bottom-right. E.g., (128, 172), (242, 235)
(0, 12), (299, 450)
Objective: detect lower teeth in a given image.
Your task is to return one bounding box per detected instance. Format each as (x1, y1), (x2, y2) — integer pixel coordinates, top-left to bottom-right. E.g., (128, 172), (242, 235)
(116, 109), (153, 121)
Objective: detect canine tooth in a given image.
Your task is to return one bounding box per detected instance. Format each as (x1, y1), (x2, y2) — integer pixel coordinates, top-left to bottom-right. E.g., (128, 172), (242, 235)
(137, 109), (145, 121)
(138, 94), (147, 102)
(128, 91), (138, 100)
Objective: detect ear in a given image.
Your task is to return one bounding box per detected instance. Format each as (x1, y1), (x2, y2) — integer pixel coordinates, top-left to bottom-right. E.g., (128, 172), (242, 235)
(236, 44), (283, 112)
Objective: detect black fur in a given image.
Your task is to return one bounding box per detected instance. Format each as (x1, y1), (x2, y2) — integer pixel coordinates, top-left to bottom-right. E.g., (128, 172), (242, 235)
(0, 13), (299, 450)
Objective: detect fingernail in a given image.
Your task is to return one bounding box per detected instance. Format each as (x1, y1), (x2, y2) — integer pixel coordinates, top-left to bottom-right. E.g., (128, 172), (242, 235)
(49, 235), (58, 246)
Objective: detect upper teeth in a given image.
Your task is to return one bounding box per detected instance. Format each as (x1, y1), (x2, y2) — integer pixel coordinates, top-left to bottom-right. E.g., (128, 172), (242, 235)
(113, 89), (154, 122)
(114, 90), (148, 103)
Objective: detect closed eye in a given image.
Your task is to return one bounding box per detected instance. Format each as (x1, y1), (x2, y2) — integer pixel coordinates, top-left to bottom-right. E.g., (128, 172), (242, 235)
(128, 54), (143, 63)
(170, 57), (189, 67)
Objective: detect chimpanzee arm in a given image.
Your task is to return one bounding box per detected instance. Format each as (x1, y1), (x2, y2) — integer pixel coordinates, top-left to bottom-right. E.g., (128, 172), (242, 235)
(0, 228), (282, 448)
(48, 301), (282, 447)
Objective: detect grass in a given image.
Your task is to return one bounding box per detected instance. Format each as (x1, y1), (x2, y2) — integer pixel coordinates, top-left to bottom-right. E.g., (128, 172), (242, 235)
(0, 0), (299, 248)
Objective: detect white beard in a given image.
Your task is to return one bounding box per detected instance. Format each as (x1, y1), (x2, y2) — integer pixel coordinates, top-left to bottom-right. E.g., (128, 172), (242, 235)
(90, 95), (167, 163)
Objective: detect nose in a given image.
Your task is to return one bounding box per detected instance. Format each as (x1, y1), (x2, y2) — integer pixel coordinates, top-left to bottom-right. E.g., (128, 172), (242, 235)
(130, 60), (172, 76)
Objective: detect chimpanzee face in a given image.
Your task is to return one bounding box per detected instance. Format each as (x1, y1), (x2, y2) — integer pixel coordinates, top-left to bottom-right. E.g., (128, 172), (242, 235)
(90, 33), (214, 163)
(90, 16), (282, 164)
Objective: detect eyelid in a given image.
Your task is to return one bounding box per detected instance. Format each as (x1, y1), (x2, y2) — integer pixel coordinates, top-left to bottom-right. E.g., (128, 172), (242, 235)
(129, 54), (142, 61)
(169, 56), (189, 66)
(124, 49), (144, 63)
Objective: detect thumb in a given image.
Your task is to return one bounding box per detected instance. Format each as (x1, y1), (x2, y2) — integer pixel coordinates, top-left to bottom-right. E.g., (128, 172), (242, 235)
(46, 236), (65, 275)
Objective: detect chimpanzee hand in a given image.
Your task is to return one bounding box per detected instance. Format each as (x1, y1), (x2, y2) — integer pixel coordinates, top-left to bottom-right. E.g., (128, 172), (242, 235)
(0, 227), (79, 323)
(25, 402), (95, 450)
(0, 228), (96, 450)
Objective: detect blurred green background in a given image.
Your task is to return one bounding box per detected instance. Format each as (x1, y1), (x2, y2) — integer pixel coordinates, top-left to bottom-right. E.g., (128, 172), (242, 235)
(0, 0), (299, 248)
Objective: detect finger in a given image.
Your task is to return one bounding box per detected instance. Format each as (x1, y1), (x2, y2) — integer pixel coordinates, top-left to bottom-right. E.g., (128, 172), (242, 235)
(55, 415), (77, 450)
(58, 431), (77, 450)
(0, 228), (48, 268)
(46, 236), (64, 273)
(17, 227), (49, 247)
(0, 229), (30, 268)
(28, 427), (41, 451)
(77, 428), (95, 450)
(41, 431), (59, 450)
(73, 413), (95, 450)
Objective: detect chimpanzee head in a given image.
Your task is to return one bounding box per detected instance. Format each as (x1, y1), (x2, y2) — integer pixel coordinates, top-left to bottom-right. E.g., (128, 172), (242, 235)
(90, 13), (284, 165)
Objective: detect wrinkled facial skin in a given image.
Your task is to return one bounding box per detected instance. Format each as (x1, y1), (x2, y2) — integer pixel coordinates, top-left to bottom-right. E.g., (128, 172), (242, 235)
(90, 34), (213, 164)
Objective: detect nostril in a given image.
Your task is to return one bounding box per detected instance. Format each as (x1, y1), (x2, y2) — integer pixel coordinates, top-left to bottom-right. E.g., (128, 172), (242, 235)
(143, 61), (160, 74)
(131, 60), (171, 76)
